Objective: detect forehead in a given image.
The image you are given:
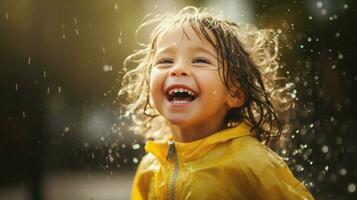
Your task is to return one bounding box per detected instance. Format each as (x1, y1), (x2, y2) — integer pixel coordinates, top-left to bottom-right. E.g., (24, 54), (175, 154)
(155, 23), (217, 52)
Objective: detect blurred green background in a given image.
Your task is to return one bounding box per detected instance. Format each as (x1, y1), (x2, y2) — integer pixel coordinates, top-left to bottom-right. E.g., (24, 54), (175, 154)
(0, 0), (356, 199)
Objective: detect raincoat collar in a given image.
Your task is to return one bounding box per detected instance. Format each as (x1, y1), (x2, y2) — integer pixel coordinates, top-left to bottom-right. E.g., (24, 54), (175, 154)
(145, 122), (255, 163)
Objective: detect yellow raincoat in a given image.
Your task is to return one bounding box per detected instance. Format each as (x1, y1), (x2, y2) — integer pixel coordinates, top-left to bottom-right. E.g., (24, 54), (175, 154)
(131, 122), (314, 200)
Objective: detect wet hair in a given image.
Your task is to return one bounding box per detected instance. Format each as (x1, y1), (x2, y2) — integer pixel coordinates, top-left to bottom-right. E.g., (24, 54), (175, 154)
(119, 6), (294, 144)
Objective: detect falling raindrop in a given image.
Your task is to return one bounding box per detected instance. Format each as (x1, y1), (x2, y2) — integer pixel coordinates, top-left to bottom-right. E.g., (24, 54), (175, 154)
(114, 3), (119, 11)
(347, 183), (356, 193)
(103, 64), (113, 72)
(5, 12), (8, 20)
(15, 83), (18, 91)
(58, 86), (62, 93)
(64, 127), (70, 132)
(316, 2), (323, 9)
(22, 111), (26, 118)
(43, 70), (47, 78)
(339, 168), (347, 176)
(28, 57), (31, 65)
(73, 17), (78, 24)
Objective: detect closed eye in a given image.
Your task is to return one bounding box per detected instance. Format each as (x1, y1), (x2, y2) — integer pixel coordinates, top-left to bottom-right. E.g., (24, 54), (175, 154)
(192, 57), (211, 64)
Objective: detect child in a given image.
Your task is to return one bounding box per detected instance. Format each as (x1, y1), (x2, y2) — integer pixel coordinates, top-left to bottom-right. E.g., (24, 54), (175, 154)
(120, 6), (314, 200)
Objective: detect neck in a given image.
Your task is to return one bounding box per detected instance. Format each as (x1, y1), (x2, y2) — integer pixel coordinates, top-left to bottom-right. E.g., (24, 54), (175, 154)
(169, 118), (226, 143)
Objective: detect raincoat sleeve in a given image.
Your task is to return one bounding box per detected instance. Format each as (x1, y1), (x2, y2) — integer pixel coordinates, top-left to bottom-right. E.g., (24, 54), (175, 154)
(131, 154), (154, 200)
(243, 144), (315, 200)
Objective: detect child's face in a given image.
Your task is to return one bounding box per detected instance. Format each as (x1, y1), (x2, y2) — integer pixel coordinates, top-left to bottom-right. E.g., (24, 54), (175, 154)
(150, 24), (243, 136)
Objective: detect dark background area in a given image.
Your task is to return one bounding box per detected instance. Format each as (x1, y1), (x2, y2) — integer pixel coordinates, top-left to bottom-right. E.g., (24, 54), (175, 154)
(0, 0), (356, 199)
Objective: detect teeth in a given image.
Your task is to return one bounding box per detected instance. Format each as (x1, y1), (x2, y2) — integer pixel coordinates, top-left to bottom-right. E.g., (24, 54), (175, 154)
(168, 87), (196, 96)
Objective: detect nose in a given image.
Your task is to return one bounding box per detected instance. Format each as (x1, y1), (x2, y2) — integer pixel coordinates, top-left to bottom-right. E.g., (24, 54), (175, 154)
(169, 62), (190, 77)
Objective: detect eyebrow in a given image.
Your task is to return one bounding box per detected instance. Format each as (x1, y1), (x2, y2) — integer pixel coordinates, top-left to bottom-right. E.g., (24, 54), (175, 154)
(155, 46), (217, 58)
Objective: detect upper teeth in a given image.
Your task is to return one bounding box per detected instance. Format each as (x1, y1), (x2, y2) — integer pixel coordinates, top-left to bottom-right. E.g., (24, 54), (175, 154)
(168, 88), (196, 96)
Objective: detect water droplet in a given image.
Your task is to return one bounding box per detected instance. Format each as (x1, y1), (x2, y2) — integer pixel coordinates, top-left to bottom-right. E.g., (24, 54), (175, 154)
(15, 83), (18, 91)
(109, 154), (114, 162)
(75, 28), (79, 35)
(5, 12), (8, 20)
(114, 3), (119, 10)
(340, 168), (347, 176)
(132, 144), (140, 150)
(22, 111), (26, 118)
(58, 86), (62, 93)
(102, 47), (106, 54)
(321, 145), (329, 153)
(307, 37), (312, 42)
(28, 57), (31, 65)
(321, 9), (327, 15)
(47, 87), (50, 94)
(343, 4), (348, 9)
(103, 64), (113, 72)
(84, 142), (89, 148)
(64, 127), (70, 132)
(347, 183), (356, 193)
(338, 53), (343, 60)
(316, 2), (323, 8)
(62, 33), (66, 39)
(73, 17), (78, 24)
(100, 136), (105, 141)
(43, 70), (47, 78)
(133, 157), (139, 163)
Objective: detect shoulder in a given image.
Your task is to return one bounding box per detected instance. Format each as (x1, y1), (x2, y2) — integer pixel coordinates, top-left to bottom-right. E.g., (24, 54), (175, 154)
(230, 136), (287, 174)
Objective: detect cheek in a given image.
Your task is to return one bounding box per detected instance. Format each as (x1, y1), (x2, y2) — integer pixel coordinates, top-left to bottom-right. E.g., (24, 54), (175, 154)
(149, 69), (165, 101)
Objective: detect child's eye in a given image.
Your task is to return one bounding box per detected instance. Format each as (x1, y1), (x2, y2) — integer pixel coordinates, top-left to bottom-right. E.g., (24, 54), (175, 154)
(192, 57), (210, 64)
(155, 58), (174, 65)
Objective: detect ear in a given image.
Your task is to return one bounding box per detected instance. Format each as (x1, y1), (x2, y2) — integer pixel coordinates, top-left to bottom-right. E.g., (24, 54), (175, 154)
(226, 88), (245, 108)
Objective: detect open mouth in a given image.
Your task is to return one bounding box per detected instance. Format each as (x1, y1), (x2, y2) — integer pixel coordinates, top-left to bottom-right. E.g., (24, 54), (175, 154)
(166, 87), (197, 104)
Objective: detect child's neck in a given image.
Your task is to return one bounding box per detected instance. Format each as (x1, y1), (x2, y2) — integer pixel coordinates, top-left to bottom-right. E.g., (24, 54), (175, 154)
(169, 119), (226, 143)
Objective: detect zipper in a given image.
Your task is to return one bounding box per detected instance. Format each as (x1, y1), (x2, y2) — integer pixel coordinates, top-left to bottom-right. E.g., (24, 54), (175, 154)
(167, 140), (179, 200)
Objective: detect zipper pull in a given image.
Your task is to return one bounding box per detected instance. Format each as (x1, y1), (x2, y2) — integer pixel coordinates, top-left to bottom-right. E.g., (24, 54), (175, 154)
(166, 140), (176, 162)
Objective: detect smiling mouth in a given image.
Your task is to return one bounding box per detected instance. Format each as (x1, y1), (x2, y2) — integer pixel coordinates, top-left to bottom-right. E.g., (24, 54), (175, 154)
(166, 87), (197, 104)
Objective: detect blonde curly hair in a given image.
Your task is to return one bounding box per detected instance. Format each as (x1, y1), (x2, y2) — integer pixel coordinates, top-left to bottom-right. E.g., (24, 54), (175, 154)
(119, 6), (294, 143)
